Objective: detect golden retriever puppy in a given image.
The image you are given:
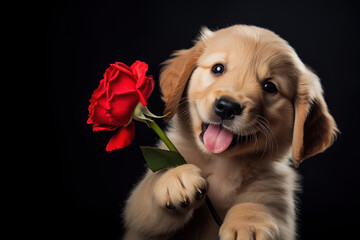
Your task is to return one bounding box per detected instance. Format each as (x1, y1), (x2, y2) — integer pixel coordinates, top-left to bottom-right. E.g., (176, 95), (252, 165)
(123, 25), (338, 240)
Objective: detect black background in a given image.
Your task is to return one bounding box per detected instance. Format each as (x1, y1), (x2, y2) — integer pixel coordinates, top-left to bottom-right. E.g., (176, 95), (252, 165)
(41, 0), (360, 239)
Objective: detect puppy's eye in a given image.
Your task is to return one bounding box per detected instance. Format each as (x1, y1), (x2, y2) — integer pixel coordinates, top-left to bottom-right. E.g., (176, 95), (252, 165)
(212, 64), (225, 75)
(262, 81), (277, 93)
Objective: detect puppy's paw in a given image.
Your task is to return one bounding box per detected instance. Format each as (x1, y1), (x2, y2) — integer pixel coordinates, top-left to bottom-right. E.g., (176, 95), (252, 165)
(219, 203), (279, 240)
(153, 164), (207, 212)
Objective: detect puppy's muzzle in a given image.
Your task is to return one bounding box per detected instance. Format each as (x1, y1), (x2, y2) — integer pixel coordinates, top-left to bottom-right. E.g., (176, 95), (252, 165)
(214, 97), (243, 120)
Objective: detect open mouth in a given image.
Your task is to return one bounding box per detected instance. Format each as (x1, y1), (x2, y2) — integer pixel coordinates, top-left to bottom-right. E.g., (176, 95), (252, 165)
(199, 123), (244, 153)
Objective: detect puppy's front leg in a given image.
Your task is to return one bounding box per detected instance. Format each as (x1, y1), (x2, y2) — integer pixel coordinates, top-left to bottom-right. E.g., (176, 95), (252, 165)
(123, 164), (207, 239)
(219, 203), (279, 240)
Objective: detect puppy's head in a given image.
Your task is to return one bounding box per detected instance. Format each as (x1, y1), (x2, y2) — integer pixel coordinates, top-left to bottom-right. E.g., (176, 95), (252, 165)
(160, 25), (338, 167)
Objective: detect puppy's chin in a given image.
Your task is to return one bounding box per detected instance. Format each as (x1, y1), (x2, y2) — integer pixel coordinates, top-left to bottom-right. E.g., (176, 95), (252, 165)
(197, 122), (259, 156)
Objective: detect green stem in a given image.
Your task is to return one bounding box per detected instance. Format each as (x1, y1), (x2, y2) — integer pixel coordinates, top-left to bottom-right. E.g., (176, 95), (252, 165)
(147, 120), (181, 154)
(146, 119), (222, 227)
(205, 196), (223, 226)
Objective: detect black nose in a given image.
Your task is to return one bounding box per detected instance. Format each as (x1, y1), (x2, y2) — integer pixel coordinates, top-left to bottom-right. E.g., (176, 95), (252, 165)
(214, 97), (242, 120)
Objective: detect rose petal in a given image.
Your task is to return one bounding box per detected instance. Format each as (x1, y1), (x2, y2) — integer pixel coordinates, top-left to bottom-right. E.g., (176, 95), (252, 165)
(106, 122), (135, 151)
(107, 91), (139, 126)
(102, 63), (138, 103)
(88, 78), (108, 125)
(132, 61), (149, 91)
(92, 123), (118, 132)
(103, 63), (132, 83)
(112, 62), (134, 78)
(130, 61), (155, 106)
(88, 93), (113, 126)
(131, 61), (148, 81)
(107, 70), (137, 97)
(137, 75), (155, 106)
(89, 79), (106, 107)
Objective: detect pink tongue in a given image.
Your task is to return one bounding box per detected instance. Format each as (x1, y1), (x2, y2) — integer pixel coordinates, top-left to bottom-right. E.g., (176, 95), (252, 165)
(203, 124), (234, 153)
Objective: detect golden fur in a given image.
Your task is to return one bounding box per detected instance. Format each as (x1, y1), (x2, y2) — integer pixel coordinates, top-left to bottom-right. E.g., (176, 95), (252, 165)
(123, 25), (338, 240)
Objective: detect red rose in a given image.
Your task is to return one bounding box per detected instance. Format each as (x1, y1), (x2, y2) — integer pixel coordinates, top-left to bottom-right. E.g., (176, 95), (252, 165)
(87, 61), (155, 151)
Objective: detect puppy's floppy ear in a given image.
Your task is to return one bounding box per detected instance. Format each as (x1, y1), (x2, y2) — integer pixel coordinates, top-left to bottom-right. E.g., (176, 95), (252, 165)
(160, 27), (212, 121)
(292, 68), (339, 167)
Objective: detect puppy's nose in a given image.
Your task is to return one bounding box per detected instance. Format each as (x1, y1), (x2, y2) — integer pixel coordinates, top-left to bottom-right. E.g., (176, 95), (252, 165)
(214, 97), (242, 120)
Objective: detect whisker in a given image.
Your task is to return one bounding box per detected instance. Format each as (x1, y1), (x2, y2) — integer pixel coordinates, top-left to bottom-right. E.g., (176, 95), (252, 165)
(257, 121), (269, 159)
(174, 97), (195, 121)
(254, 114), (279, 159)
(254, 115), (272, 159)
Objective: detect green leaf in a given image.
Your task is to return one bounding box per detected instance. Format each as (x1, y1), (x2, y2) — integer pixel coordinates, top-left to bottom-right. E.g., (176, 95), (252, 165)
(132, 103), (153, 126)
(140, 106), (171, 119)
(140, 146), (187, 172)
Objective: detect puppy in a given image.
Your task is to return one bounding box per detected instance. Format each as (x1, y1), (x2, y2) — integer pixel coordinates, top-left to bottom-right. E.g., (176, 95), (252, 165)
(123, 25), (338, 240)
